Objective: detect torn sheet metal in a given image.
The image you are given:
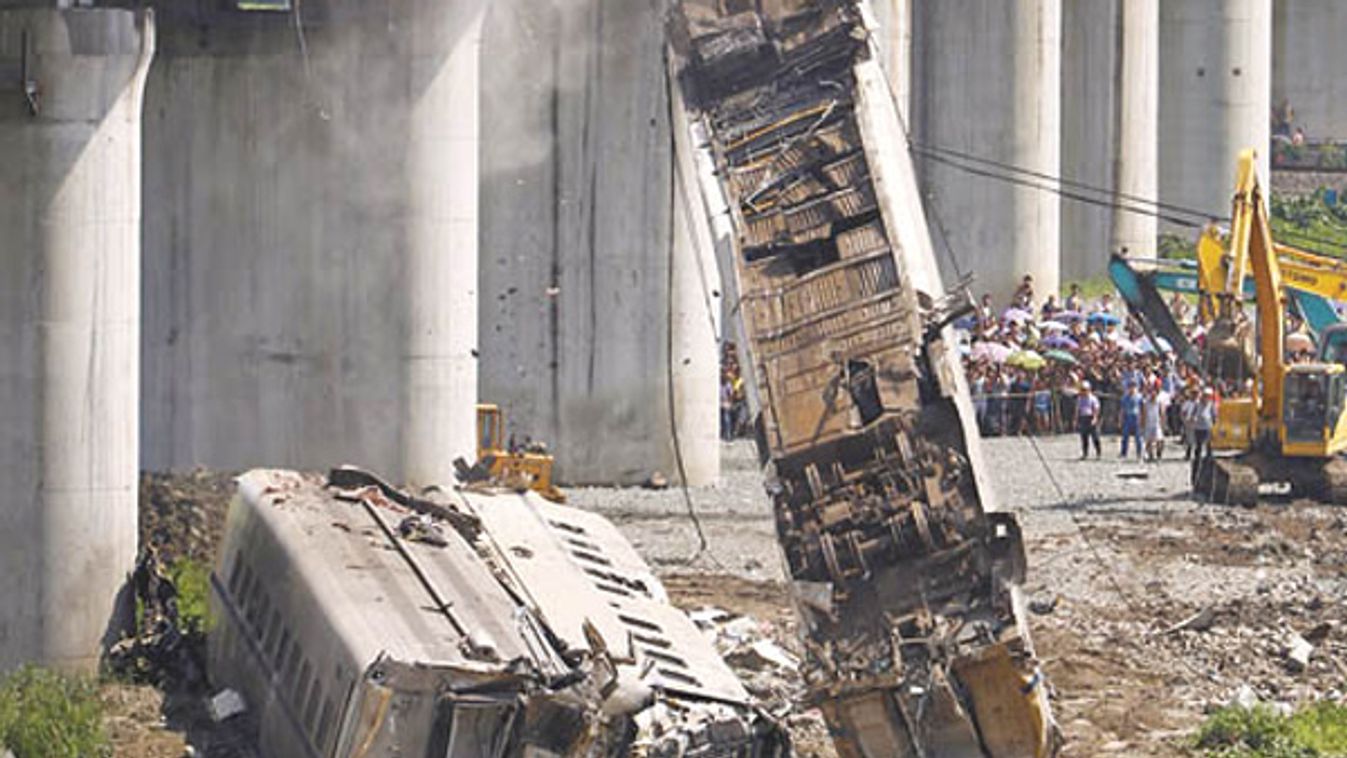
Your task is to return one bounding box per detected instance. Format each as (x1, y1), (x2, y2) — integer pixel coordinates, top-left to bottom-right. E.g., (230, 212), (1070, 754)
(208, 468), (788, 757)
(668, 1), (1058, 755)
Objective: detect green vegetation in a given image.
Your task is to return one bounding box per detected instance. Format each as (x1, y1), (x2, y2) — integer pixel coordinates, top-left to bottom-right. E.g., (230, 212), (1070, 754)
(1060, 275), (1115, 301)
(1159, 232), (1198, 261)
(1270, 190), (1347, 257)
(0, 666), (110, 758)
(1194, 702), (1347, 757)
(169, 557), (215, 635)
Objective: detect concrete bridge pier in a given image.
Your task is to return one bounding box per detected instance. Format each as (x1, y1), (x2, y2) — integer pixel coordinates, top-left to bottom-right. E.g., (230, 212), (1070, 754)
(1160, 0), (1272, 220)
(141, 0), (483, 485)
(0, 6), (154, 672)
(912, 0), (1062, 301)
(404, 0), (486, 487)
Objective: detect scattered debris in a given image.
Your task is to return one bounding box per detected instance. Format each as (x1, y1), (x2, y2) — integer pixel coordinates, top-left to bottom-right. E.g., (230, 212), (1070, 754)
(396, 514), (448, 547)
(1230, 683), (1261, 711)
(726, 639), (799, 673)
(1285, 632), (1314, 672)
(1303, 620), (1334, 644)
(1160, 606), (1216, 635)
(1030, 595), (1061, 615)
(206, 689), (247, 723)
(106, 547), (200, 689)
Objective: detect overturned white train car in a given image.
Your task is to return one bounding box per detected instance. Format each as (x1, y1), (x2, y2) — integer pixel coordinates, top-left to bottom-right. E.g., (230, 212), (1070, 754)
(208, 468), (787, 757)
(668, 1), (1058, 755)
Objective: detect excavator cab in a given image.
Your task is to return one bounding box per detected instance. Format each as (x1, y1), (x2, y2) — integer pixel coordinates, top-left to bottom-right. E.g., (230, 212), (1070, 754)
(476, 403), (505, 459)
(1281, 364), (1347, 454)
(1317, 323), (1347, 368)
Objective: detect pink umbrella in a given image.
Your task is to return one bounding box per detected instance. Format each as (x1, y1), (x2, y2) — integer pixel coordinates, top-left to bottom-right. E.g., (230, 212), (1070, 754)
(970, 342), (1013, 363)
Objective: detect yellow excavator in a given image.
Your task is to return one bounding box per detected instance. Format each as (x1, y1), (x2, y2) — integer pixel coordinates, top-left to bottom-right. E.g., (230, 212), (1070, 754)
(469, 403), (565, 503)
(1195, 149), (1347, 505)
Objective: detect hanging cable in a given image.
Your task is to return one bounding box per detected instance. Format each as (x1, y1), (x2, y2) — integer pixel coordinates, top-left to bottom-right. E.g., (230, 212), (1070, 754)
(661, 49), (723, 568)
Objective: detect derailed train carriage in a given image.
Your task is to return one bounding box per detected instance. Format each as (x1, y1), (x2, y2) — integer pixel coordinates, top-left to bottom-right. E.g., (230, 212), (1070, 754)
(208, 468), (788, 757)
(669, 1), (1058, 755)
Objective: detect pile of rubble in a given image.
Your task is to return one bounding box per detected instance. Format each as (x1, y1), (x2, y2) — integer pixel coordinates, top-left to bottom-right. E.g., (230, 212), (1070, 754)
(686, 605), (837, 757)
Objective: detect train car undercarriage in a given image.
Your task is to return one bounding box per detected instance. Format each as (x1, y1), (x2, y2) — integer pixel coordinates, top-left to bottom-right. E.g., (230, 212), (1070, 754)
(668, 1), (1058, 755)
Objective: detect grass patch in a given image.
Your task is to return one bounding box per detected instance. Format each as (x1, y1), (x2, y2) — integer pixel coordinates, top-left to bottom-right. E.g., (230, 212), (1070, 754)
(0, 666), (111, 758)
(1194, 702), (1347, 757)
(169, 557), (214, 636)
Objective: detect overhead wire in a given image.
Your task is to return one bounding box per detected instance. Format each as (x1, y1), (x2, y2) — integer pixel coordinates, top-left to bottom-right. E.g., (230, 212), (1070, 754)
(864, 27), (1347, 259)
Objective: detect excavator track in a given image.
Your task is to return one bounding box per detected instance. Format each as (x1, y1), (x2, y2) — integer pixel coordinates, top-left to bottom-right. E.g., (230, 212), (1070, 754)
(1295, 458), (1347, 505)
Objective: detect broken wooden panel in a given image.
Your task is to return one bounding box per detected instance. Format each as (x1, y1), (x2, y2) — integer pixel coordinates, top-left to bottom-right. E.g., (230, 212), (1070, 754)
(670, 1), (1058, 755)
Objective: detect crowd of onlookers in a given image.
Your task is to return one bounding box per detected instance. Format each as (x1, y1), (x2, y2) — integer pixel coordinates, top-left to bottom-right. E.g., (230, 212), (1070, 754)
(718, 270), (1277, 479)
(960, 274), (1223, 472)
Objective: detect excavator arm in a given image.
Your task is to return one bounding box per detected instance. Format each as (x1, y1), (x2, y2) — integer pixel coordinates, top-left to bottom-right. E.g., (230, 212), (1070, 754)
(1229, 149), (1286, 436)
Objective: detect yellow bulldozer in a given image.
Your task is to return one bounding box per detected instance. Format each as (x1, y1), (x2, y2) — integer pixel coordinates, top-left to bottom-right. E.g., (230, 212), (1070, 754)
(463, 403), (565, 503)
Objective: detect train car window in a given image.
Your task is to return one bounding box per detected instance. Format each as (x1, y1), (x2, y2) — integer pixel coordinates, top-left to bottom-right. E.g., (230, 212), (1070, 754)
(228, 558), (243, 595)
(238, 564), (255, 616)
(275, 628), (292, 670)
(255, 592), (272, 643)
(245, 569), (262, 626)
(283, 642), (301, 691)
(264, 608), (281, 658)
(296, 659), (313, 708)
(304, 683), (323, 738)
(316, 698), (336, 754)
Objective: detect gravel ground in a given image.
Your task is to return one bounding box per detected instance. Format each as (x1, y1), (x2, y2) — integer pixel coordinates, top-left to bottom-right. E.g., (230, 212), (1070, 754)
(575, 436), (1347, 757)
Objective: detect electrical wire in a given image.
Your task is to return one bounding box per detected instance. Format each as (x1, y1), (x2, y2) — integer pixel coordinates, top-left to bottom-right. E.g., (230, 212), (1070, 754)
(910, 140), (1224, 225)
(863, 29), (1347, 259)
(915, 149), (1212, 230)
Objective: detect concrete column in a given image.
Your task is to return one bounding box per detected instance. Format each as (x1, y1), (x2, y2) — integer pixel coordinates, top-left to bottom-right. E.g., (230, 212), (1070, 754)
(480, 0), (687, 485)
(0, 7), (153, 672)
(1272, 1), (1347, 140)
(142, 1), (484, 486)
(1160, 0), (1272, 220)
(1059, 1), (1119, 281)
(913, 0), (1061, 302)
(403, 0), (485, 487)
(1060, 1), (1119, 281)
(1112, 0), (1159, 259)
(670, 81), (721, 486)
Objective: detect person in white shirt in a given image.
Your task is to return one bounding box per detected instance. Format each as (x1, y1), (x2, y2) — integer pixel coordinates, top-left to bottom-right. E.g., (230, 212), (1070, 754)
(1143, 384), (1166, 461)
